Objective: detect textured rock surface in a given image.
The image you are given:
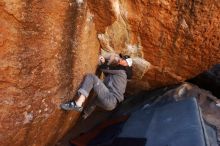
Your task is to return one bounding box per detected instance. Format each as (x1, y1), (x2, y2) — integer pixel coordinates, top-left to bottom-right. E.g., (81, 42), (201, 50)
(99, 0), (220, 94)
(0, 1), (99, 146)
(0, 0), (219, 146)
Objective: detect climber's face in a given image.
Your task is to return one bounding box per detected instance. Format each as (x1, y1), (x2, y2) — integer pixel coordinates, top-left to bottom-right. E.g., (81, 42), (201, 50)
(118, 58), (128, 66)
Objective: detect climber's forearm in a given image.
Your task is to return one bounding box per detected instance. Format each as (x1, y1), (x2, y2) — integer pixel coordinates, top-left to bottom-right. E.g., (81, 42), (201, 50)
(102, 52), (120, 65)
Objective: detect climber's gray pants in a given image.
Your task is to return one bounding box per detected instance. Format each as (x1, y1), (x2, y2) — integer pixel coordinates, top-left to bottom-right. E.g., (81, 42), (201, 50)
(78, 74), (117, 110)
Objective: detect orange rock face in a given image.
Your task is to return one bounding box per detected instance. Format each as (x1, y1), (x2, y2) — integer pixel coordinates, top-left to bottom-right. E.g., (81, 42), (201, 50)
(101, 0), (220, 94)
(0, 0), (219, 146)
(0, 1), (99, 146)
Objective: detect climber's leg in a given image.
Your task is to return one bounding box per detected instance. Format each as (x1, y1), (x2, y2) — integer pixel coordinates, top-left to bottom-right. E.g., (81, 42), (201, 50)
(60, 74), (101, 111)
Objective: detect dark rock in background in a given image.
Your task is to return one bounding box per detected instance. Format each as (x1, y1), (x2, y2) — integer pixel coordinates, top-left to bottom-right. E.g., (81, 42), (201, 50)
(189, 64), (220, 98)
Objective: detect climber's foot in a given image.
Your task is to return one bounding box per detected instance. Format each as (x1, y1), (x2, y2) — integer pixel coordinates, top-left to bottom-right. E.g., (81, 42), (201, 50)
(60, 101), (83, 112)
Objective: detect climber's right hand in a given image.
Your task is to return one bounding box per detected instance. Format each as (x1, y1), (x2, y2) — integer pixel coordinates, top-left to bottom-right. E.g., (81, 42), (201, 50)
(99, 55), (105, 64)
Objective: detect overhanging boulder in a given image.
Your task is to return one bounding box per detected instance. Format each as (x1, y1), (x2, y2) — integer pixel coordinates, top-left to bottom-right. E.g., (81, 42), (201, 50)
(0, 0), (219, 146)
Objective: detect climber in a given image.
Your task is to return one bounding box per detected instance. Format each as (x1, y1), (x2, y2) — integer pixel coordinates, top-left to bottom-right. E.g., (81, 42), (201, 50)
(60, 53), (133, 117)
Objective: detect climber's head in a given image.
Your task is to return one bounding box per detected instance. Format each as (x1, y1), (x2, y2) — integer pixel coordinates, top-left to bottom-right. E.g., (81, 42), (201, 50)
(119, 54), (132, 67)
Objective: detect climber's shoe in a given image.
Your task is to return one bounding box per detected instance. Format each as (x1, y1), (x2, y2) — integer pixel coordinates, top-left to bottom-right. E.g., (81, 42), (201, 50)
(60, 101), (83, 112)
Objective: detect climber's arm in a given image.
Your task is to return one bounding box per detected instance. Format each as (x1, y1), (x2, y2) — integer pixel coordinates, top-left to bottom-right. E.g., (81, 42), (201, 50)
(100, 68), (125, 75)
(100, 52), (120, 65)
